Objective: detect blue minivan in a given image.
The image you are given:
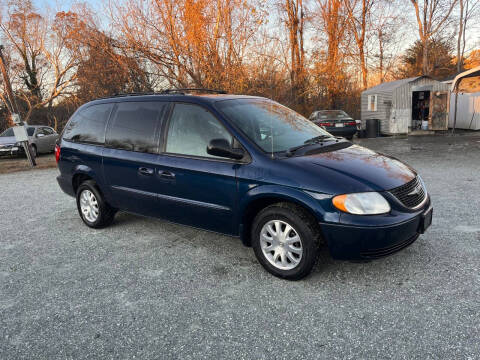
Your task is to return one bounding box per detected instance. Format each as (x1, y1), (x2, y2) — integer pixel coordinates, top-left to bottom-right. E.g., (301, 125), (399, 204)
(56, 90), (432, 280)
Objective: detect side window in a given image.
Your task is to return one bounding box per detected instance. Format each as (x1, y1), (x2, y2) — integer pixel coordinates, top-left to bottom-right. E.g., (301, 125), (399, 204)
(166, 103), (233, 158)
(368, 95), (378, 111)
(63, 103), (113, 144)
(43, 127), (55, 135)
(36, 128), (48, 136)
(106, 101), (165, 153)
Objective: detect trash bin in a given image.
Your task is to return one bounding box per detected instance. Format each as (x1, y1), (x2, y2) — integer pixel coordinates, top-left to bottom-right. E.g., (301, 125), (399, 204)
(365, 119), (380, 138)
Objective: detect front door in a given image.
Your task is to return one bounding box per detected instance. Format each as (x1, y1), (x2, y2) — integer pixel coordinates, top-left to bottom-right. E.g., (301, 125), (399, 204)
(156, 103), (238, 235)
(102, 101), (167, 216)
(35, 127), (52, 153)
(429, 91), (449, 130)
(43, 127), (58, 151)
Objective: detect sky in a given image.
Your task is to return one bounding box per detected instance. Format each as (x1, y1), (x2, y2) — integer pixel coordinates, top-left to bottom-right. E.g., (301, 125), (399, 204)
(30, 0), (480, 69)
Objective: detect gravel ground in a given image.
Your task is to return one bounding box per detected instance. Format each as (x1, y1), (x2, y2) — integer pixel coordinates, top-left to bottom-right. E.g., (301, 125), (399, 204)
(1, 134), (479, 359)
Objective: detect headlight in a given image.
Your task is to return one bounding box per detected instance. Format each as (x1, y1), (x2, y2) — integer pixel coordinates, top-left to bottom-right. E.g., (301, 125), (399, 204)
(332, 192), (390, 215)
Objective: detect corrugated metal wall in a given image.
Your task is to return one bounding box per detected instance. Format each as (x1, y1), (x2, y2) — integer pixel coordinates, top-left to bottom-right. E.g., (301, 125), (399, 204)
(361, 78), (450, 134)
(361, 92), (392, 119)
(448, 92), (480, 130)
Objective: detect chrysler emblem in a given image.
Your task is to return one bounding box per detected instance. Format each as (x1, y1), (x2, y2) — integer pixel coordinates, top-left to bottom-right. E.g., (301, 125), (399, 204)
(408, 184), (422, 196)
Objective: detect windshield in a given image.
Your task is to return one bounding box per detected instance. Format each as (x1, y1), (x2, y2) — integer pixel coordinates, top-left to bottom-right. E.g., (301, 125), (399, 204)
(0, 128), (14, 137)
(0, 127), (35, 137)
(316, 110), (350, 119)
(216, 99), (333, 153)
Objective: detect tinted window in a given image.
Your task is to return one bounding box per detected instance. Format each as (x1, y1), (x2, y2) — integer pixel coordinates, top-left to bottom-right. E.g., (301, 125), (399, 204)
(106, 101), (165, 153)
(27, 127), (35, 136)
(166, 103), (233, 158)
(63, 104), (113, 144)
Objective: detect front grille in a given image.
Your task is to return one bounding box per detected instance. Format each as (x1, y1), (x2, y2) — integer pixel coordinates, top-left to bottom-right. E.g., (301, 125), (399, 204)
(389, 176), (426, 209)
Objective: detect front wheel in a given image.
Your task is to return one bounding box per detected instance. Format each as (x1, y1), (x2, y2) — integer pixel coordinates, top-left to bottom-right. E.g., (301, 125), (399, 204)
(251, 203), (321, 280)
(76, 180), (116, 228)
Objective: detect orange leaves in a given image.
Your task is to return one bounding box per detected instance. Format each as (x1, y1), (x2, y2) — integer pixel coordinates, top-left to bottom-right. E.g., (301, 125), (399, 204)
(465, 50), (480, 70)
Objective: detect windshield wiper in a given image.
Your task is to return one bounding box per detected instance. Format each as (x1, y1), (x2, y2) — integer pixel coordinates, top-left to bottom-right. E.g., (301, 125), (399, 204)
(304, 135), (333, 144)
(285, 135), (336, 157)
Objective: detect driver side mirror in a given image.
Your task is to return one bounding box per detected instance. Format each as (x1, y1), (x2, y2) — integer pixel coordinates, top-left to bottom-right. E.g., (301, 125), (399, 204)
(207, 138), (245, 160)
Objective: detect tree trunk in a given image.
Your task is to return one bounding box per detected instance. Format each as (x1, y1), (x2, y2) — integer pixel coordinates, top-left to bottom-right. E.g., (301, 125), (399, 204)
(422, 37), (429, 75)
(360, 46), (367, 89)
(378, 28), (384, 82)
(457, 0), (464, 73)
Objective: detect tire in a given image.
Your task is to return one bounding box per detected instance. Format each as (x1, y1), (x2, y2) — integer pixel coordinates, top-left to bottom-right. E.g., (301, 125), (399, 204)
(346, 135), (354, 140)
(76, 180), (116, 228)
(251, 202), (321, 280)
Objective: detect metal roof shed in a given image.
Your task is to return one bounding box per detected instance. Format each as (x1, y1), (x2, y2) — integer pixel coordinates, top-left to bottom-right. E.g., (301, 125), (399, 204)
(361, 76), (450, 135)
(449, 66), (480, 131)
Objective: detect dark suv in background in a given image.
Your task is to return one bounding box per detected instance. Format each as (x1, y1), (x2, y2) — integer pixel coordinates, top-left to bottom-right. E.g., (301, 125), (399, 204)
(56, 90), (432, 280)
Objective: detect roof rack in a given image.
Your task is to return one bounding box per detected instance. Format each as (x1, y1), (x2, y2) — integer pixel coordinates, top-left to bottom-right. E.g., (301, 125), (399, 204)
(100, 88), (227, 100)
(111, 92), (156, 97)
(159, 88), (227, 95)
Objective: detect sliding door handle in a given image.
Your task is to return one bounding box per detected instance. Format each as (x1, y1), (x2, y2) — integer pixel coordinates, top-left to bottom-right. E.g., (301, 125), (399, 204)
(159, 170), (175, 179)
(138, 167), (154, 176)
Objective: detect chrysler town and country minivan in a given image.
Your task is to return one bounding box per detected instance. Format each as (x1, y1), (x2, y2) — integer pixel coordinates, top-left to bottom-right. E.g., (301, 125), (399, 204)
(56, 90), (432, 280)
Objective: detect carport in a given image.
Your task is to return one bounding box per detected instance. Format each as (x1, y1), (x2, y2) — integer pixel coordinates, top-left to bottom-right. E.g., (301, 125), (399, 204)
(450, 66), (480, 131)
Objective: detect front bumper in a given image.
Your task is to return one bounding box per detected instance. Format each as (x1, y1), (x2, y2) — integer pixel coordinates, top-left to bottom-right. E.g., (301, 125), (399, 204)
(326, 126), (357, 137)
(0, 145), (23, 156)
(320, 203), (432, 260)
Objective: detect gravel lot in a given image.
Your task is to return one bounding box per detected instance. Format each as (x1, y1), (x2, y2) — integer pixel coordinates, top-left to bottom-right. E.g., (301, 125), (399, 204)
(1, 134), (479, 359)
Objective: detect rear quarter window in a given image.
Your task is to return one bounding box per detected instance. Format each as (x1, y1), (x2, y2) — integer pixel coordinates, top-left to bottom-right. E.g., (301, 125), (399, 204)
(105, 101), (166, 153)
(63, 103), (113, 144)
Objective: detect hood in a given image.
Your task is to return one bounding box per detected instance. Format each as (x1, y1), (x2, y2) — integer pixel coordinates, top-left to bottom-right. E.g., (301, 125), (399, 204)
(0, 136), (16, 146)
(283, 144), (416, 194)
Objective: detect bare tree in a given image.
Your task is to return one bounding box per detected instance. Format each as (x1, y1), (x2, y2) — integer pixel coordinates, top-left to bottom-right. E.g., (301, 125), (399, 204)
(110, 0), (264, 92)
(0, 1), (78, 123)
(314, 0), (349, 107)
(456, 0), (480, 72)
(344, 0), (375, 89)
(370, 0), (407, 83)
(282, 0), (306, 101)
(409, 0), (458, 75)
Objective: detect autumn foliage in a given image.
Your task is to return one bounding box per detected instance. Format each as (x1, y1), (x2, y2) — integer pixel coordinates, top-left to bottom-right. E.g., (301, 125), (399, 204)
(0, 0), (477, 133)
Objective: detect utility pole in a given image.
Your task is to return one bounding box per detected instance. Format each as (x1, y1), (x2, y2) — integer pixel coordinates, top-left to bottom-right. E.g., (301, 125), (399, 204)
(0, 45), (36, 166)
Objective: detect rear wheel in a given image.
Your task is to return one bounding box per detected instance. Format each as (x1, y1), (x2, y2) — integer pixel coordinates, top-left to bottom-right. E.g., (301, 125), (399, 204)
(76, 180), (116, 228)
(251, 202), (321, 280)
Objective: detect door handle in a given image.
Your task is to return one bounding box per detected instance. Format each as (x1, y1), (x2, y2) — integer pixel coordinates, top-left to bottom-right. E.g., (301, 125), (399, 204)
(138, 167), (154, 176)
(158, 170), (175, 179)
